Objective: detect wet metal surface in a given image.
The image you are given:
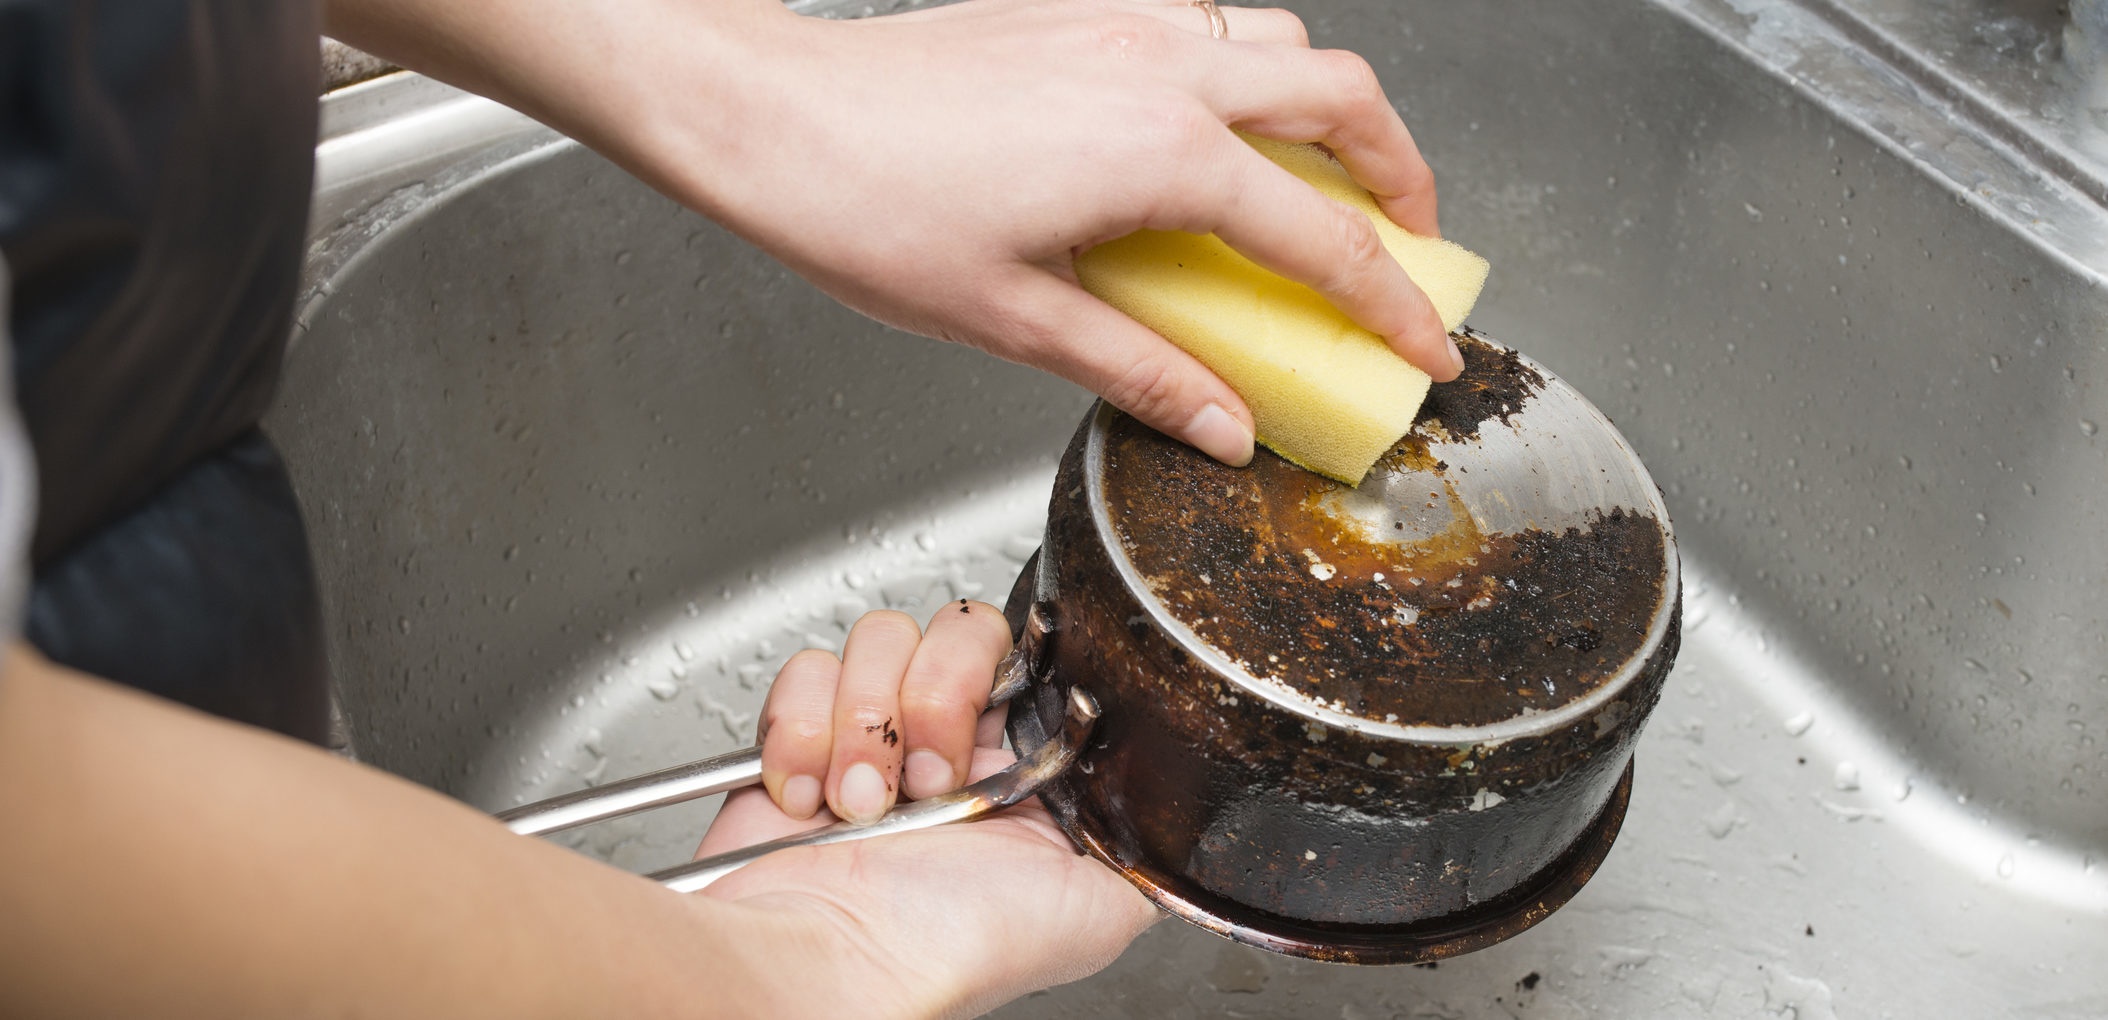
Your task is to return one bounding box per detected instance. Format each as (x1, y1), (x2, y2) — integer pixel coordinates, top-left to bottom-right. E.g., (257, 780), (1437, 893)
(282, 0), (2108, 1008)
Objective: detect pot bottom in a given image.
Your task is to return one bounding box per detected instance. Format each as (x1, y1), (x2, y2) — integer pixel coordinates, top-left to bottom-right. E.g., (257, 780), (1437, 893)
(1001, 552), (1642, 965)
(1012, 696), (1635, 966)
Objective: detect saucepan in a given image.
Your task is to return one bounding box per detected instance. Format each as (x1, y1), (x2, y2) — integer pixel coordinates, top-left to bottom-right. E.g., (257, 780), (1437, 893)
(497, 329), (1681, 964)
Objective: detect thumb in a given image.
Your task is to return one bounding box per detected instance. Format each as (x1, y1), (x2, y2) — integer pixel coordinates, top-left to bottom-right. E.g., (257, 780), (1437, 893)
(995, 267), (1255, 467)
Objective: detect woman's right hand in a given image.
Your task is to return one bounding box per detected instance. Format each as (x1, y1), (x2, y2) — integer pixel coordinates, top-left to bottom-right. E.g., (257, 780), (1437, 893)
(641, 0), (1457, 468)
(330, 0), (1456, 469)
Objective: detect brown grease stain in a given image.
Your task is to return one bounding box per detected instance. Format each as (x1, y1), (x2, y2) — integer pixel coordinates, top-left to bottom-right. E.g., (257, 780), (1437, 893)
(1100, 334), (1665, 729)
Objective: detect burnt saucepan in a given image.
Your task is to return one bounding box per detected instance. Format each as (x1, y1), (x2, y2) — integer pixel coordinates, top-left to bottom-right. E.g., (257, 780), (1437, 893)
(1005, 329), (1680, 963)
(496, 330), (1679, 964)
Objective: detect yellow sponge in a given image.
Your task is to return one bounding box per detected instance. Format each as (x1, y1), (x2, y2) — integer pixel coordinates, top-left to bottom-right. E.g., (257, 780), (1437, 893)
(1074, 137), (1489, 484)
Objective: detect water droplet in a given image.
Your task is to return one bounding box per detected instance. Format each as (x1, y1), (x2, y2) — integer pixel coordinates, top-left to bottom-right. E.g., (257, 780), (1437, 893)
(1704, 801), (1739, 838)
(1784, 711), (1815, 736)
(1832, 761), (1860, 791)
(2082, 420), (2099, 437)
(1996, 853), (2015, 879)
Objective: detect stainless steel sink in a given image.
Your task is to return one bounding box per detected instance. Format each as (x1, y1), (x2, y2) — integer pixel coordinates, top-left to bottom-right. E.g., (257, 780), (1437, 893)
(275, 1), (2107, 1014)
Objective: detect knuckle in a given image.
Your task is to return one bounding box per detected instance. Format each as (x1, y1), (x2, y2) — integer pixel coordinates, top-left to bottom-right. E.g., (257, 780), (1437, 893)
(843, 704), (899, 738)
(901, 688), (976, 729)
(1123, 97), (1219, 172)
(1276, 9), (1312, 46)
(1100, 354), (1186, 426)
(780, 647), (839, 676)
(838, 699), (906, 750)
(1323, 49), (1385, 106)
(843, 702), (889, 726)
(1398, 156), (1436, 198)
(1091, 15), (1176, 62)
(852, 609), (922, 645)
(1324, 209), (1389, 293)
(1164, 103), (1225, 160)
(762, 709), (830, 748)
(1250, 7), (1310, 46)
(1108, 103), (1226, 230)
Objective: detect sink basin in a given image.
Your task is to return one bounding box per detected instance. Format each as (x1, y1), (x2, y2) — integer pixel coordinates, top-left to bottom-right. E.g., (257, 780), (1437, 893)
(276, 1), (2107, 1014)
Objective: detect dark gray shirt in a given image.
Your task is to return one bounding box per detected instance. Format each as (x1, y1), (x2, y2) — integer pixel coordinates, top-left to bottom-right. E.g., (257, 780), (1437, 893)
(0, 256), (33, 654)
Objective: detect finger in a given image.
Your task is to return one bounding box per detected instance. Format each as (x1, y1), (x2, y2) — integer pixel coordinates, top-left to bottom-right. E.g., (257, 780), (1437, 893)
(827, 610), (923, 824)
(899, 599), (1015, 799)
(1123, 1), (1310, 47)
(1179, 142), (1458, 380)
(1189, 47), (1440, 237)
(998, 265), (1256, 465)
(757, 649), (842, 820)
(695, 787), (836, 858)
(975, 704), (1008, 749)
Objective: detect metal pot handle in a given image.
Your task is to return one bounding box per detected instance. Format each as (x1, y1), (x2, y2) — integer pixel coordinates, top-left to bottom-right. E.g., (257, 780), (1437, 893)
(492, 606), (1080, 892)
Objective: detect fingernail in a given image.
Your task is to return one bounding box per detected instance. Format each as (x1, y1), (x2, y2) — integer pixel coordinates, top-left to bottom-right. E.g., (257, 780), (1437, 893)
(838, 762), (890, 825)
(904, 750), (954, 799)
(1445, 335), (1465, 378)
(781, 774), (823, 819)
(1183, 403), (1254, 467)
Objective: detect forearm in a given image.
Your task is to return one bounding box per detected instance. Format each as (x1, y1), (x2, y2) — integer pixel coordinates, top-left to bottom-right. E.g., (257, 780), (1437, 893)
(322, 0), (781, 224)
(0, 644), (856, 1018)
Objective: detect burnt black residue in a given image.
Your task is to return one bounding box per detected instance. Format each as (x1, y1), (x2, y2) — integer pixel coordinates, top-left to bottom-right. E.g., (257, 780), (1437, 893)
(1414, 329), (1545, 442)
(866, 716), (900, 747)
(1103, 413), (1665, 729)
(1519, 972), (1542, 991)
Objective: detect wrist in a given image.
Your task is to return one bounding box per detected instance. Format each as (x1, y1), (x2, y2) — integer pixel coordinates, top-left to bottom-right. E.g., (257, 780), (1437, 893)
(330, 0), (804, 225)
(584, 1), (826, 227)
(701, 888), (938, 1019)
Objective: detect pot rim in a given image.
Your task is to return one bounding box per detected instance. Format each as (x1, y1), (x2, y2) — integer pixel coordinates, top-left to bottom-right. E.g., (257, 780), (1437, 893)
(1083, 346), (1680, 748)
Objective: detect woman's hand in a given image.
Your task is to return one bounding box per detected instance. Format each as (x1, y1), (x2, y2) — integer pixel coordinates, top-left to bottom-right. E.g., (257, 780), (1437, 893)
(735, 599), (1015, 826)
(695, 603), (1158, 1017)
(327, 0), (1457, 469)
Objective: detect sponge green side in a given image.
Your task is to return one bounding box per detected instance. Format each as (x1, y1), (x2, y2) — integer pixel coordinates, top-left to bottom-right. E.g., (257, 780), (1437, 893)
(1075, 137), (1490, 484)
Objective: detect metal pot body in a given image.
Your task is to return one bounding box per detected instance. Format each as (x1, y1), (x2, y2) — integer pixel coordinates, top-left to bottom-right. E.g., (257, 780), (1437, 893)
(1009, 359), (1680, 962)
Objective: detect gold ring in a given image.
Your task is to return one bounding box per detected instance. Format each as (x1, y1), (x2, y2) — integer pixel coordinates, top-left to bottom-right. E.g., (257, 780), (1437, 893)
(1192, 0), (1228, 40)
